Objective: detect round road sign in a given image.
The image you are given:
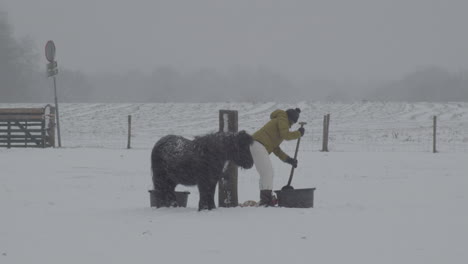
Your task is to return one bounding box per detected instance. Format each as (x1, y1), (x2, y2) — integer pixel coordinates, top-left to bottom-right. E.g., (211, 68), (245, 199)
(45, 40), (56, 62)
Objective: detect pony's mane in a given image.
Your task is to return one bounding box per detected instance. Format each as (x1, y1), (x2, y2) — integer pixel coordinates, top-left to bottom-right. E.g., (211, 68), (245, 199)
(193, 131), (235, 143)
(192, 131), (249, 157)
(193, 132), (229, 150)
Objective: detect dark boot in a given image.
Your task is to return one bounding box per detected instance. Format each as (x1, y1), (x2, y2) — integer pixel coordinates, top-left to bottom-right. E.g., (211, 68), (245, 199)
(259, 190), (274, 207)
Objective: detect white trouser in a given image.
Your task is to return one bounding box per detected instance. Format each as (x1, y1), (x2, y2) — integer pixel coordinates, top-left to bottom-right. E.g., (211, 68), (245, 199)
(250, 141), (274, 190)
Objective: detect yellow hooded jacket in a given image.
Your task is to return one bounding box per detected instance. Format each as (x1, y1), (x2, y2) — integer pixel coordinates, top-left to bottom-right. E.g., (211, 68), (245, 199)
(252, 109), (301, 161)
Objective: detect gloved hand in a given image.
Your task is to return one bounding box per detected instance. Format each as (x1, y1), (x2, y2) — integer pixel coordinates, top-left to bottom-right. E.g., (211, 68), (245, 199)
(298, 127), (305, 136)
(285, 157), (298, 168)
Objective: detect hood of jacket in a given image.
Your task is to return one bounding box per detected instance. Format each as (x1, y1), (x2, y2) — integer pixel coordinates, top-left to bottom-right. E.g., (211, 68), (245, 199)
(270, 109), (290, 127)
(270, 109), (287, 120)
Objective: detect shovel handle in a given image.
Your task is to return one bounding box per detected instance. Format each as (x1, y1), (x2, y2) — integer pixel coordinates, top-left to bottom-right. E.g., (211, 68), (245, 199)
(286, 122), (306, 187)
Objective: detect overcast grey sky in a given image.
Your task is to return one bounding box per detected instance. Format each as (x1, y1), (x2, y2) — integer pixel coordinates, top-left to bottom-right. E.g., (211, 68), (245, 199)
(2, 0), (468, 82)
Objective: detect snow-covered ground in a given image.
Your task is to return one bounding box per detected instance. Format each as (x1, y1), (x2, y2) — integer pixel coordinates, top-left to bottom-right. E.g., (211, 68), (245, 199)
(1, 102), (467, 263)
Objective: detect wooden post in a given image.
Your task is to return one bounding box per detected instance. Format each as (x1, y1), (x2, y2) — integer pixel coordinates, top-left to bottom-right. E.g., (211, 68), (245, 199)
(41, 119), (46, 148)
(218, 110), (238, 207)
(25, 121), (29, 147)
(322, 114), (330, 152)
(127, 115), (132, 149)
(433, 115), (437, 153)
(326, 113), (330, 150)
(321, 115), (326, 151)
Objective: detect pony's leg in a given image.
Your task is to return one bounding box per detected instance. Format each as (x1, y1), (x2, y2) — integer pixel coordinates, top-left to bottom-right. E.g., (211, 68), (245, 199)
(198, 177), (218, 211)
(197, 184), (211, 211)
(166, 180), (178, 207)
(153, 171), (170, 208)
(207, 179), (218, 210)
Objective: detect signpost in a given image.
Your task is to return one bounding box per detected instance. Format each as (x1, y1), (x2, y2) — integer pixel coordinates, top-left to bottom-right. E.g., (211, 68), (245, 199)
(45, 40), (56, 62)
(45, 40), (61, 147)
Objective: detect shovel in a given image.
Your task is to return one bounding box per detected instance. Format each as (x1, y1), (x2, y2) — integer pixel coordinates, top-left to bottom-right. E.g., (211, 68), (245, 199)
(281, 122), (307, 190)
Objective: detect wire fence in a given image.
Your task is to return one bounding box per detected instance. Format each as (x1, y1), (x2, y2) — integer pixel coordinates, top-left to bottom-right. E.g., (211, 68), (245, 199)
(290, 116), (468, 153)
(1, 103), (467, 152)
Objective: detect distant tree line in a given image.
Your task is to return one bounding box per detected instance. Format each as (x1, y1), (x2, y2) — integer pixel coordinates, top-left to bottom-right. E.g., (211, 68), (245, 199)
(0, 11), (38, 102)
(1, 11), (467, 103)
(373, 67), (468, 101)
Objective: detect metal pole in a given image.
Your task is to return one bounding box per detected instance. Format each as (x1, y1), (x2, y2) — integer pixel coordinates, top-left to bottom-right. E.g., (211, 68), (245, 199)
(53, 76), (62, 147)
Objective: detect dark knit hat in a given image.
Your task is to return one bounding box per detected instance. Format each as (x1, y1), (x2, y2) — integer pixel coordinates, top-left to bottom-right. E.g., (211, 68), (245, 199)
(286, 108), (301, 123)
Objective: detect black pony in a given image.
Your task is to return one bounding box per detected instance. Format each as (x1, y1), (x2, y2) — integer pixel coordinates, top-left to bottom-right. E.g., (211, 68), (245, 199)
(151, 130), (254, 210)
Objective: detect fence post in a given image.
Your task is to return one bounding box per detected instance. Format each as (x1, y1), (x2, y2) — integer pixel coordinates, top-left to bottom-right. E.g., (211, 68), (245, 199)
(322, 114), (330, 152)
(433, 115), (437, 153)
(326, 113), (330, 150)
(322, 115), (327, 151)
(127, 115), (132, 149)
(41, 119), (46, 148)
(218, 110), (238, 207)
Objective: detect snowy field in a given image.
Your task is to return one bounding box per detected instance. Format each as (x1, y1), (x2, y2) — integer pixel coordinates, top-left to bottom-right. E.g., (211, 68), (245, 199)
(1, 102), (467, 264)
(1, 101), (467, 152)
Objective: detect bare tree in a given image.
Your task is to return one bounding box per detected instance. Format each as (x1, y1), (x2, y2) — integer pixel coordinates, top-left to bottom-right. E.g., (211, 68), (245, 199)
(0, 11), (38, 102)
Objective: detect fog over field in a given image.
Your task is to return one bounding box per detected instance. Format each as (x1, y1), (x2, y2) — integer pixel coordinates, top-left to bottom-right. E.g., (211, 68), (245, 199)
(1, 1), (467, 102)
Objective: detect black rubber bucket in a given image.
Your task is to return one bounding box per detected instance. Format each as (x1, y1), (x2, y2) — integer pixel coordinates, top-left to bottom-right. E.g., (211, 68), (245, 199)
(274, 188), (316, 208)
(148, 190), (190, 208)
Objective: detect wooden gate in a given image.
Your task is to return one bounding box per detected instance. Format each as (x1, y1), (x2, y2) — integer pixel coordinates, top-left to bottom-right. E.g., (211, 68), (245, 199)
(0, 105), (56, 148)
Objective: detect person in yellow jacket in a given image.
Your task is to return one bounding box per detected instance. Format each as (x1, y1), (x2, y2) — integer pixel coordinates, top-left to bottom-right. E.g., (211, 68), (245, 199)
(250, 108), (305, 206)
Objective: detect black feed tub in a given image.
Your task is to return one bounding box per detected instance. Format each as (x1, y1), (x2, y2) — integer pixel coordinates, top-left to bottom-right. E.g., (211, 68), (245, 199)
(148, 190), (190, 208)
(274, 188), (316, 208)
